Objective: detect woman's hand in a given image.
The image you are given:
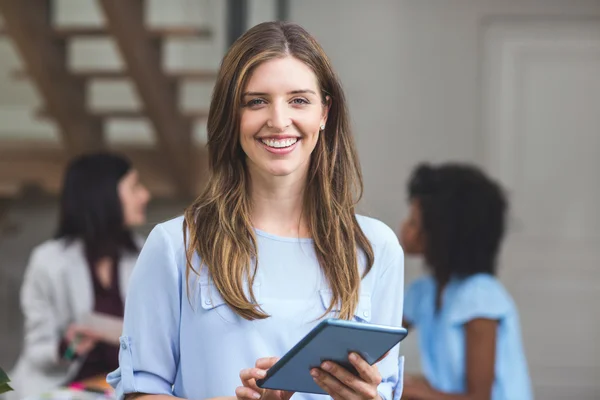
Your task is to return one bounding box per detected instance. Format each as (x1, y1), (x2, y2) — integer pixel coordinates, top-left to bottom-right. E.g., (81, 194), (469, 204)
(64, 324), (100, 356)
(310, 352), (383, 400)
(235, 357), (294, 400)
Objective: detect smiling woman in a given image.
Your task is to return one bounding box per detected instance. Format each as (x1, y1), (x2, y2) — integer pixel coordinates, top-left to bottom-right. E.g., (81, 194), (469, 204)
(107, 21), (405, 400)
(240, 57), (328, 178)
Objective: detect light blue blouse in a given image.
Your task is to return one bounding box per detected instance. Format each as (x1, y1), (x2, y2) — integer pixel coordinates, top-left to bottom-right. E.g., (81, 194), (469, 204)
(404, 273), (533, 400)
(107, 215), (405, 400)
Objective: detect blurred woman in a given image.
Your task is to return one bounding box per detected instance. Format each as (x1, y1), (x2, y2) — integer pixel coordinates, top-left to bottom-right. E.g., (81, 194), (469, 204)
(10, 152), (151, 398)
(399, 163), (532, 400)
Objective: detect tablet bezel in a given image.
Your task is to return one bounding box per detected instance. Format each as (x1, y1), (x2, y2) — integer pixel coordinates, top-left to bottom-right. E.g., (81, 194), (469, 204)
(256, 318), (408, 394)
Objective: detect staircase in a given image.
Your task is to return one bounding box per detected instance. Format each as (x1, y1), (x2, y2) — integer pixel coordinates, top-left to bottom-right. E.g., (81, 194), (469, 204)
(0, 0), (222, 198)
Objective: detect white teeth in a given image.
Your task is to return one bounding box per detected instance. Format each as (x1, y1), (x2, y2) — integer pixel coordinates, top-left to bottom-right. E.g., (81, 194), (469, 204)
(260, 138), (298, 148)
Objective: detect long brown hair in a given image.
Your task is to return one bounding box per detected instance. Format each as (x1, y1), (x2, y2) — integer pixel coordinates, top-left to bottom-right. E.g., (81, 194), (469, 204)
(184, 21), (374, 320)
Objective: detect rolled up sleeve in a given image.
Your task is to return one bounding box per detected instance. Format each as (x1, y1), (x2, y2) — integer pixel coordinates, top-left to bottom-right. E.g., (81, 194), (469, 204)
(107, 224), (182, 400)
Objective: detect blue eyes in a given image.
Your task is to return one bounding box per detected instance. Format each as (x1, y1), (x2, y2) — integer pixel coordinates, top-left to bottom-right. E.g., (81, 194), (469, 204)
(291, 98), (309, 105)
(246, 99), (267, 107)
(243, 98), (310, 108)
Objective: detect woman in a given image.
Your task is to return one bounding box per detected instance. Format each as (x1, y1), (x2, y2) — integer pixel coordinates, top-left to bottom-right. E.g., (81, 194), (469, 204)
(399, 163), (532, 400)
(107, 21), (405, 400)
(10, 152), (151, 398)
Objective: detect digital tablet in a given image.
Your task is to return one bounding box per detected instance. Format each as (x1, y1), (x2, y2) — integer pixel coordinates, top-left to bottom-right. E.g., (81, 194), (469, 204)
(256, 318), (408, 395)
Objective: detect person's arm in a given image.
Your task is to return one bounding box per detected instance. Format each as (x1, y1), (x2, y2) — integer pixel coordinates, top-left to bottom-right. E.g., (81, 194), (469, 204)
(402, 276), (430, 334)
(19, 248), (68, 369)
(402, 318), (497, 400)
(107, 224), (183, 400)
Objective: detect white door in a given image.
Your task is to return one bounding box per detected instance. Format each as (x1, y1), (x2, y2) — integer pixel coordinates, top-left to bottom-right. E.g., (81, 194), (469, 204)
(483, 18), (600, 400)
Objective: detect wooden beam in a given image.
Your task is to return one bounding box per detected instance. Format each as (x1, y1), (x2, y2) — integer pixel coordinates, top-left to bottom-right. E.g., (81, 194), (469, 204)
(36, 108), (209, 121)
(0, 25), (212, 39)
(54, 25), (212, 39)
(0, 0), (104, 155)
(0, 140), (208, 199)
(13, 68), (218, 82)
(98, 0), (194, 196)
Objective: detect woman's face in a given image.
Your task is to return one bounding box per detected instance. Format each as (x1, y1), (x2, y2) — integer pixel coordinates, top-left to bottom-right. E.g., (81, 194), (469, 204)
(239, 56), (329, 181)
(400, 199), (426, 256)
(118, 169), (151, 227)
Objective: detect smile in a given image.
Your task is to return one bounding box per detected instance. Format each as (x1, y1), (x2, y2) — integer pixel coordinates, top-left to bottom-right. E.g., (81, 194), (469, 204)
(260, 138), (299, 148)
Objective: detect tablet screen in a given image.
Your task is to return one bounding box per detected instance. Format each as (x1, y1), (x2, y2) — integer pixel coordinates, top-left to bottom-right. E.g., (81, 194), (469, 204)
(256, 318), (408, 395)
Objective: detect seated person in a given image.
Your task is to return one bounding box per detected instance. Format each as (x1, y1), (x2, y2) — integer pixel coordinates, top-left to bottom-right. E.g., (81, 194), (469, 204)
(9, 152), (151, 398)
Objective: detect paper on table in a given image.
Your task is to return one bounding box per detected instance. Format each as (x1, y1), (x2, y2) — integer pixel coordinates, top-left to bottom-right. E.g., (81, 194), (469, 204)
(79, 313), (123, 346)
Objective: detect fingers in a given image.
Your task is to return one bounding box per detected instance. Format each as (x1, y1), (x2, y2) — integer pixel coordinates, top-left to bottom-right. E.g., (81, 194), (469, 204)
(310, 354), (383, 400)
(240, 367), (267, 382)
(235, 385), (261, 400)
(311, 367), (357, 400)
(312, 360), (379, 400)
(239, 368), (267, 391)
(65, 324), (78, 341)
(237, 357), (284, 400)
(255, 357), (280, 369)
(348, 353), (382, 386)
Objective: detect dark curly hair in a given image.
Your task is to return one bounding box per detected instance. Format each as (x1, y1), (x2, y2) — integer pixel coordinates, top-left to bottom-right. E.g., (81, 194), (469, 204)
(407, 163), (508, 284)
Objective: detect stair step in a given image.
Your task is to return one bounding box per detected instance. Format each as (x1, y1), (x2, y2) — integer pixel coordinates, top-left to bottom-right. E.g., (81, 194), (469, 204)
(0, 26), (212, 39)
(0, 139), (208, 198)
(36, 108), (209, 120)
(13, 69), (218, 82)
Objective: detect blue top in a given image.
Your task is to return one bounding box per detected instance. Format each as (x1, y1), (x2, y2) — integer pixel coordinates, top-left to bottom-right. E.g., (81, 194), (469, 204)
(107, 215), (405, 400)
(404, 274), (533, 400)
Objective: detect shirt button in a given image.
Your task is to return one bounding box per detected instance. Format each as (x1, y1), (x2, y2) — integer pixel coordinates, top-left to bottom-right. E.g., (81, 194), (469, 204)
(363, 310), (370, 318)
(204, 298), (212, 305)
(121, 342), (128, 350)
